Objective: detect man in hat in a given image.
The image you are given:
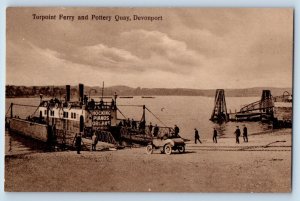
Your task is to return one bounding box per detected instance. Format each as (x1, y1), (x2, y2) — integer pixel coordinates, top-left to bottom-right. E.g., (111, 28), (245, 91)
(91, 132), (98, 151)
(243, 125), (248, 142)
(234, 126), (241, 144)
(149, 122), (153, 134)
(153, 124), (159, 137)
(75, 132), (82, 154)
(174, 125), (180, 137)
(194, 128), (202, 144)
(213, 128), (218, 143)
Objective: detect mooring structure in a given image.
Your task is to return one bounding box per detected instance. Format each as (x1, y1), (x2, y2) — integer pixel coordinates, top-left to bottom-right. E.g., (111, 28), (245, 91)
(210, 89), (228, 122)
(210, 89), (285, 122)
(233, 90), (274, 121)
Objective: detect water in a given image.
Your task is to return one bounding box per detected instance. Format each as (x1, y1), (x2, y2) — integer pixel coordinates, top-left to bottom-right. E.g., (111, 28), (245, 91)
(116, 96), (271, 139)
(5, 96), (271, 142)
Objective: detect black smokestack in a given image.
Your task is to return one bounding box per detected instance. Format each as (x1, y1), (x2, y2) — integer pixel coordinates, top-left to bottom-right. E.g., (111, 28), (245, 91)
(66, 85), (70, 102)
(79, 83), (84, 102)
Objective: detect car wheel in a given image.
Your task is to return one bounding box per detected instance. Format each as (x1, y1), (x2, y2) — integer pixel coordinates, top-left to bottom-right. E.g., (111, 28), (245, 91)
(164, 144), (172, 155)
(178, 146), (185, 153)
(146, 145), (153, 154)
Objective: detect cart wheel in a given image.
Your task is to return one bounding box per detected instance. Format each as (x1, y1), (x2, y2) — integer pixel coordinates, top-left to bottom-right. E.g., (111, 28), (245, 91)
(164, 144), (172, 155)
(178, 146), (185, 153)
(146, 145), (153, 154)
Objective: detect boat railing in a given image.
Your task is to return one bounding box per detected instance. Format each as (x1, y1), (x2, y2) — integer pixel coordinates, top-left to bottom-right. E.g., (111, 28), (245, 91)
(87, 101), (115, 110)
(40, 99), (116, 110)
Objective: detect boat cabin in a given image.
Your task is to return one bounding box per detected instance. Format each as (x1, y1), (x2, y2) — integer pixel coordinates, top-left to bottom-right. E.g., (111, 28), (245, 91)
(38, 84), (118, 134)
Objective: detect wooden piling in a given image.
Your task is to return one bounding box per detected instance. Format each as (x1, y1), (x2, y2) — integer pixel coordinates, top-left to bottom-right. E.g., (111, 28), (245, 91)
(210, 89), (228, 122)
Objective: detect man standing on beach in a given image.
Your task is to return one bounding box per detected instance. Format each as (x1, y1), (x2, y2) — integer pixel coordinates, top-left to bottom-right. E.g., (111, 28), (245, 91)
(235, 126), (241, 144)
(194, 128), (202, 144)
(75, 132), (82, 154)
(243, 125), (248, 142)
(91, 132), (98, 151)
(213, 128), (218, 143)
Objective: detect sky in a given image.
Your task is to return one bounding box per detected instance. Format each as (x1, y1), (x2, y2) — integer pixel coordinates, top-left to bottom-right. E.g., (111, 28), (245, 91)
(6, 8), (293, 89)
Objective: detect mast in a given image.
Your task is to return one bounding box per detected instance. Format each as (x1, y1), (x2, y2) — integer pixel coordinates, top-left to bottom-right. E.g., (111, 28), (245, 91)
(10, 103), (13, 118)
(101, 81), (104, 100)
(142, 105), (146, 122)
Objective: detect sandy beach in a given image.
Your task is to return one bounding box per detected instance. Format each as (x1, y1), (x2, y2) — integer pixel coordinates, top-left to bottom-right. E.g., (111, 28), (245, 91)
(5, 129), (291, 192)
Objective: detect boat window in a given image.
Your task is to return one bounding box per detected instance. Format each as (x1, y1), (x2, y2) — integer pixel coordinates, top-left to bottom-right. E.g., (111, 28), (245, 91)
(70, 112), (77, 119)
(70, 112), (76, 119)
(44, 110), (47, 115)
(63, 112), (69, 118)
(50, 111), (55, 116)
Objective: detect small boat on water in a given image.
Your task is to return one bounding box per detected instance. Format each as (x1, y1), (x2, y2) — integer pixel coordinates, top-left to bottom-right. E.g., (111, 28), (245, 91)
(119, 96), (133, 99)
(141, 96), (155, 98)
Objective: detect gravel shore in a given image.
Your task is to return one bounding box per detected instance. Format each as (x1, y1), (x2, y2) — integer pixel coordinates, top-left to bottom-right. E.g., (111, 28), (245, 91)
(5, 129), (292, 192)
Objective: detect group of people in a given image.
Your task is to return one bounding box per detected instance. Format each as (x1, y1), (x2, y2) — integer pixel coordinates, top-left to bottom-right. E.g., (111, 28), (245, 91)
(194, 128), (214, 144)
(75, 132), (98, 154)
(119, 118), (137, 129)
(118, 118), (145, 131)
(194, 125), (248, 144)
(149, 122), (160, 137)
(149, 123), (180, 138)
(234, 125), (248, 144)
(86, 98), (115, 110)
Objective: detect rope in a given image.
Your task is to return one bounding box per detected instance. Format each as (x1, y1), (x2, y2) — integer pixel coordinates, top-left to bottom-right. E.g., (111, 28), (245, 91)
(117, 104), (144, 107)
(117, 108), (127, 119)
(31, 106), (40, 117)
(145, 106), (168, 127)
(117, 105), (169, 128)
(12, 103), (39, 107)
(6, 103), (41, 118)
(5, 104), (12, 117)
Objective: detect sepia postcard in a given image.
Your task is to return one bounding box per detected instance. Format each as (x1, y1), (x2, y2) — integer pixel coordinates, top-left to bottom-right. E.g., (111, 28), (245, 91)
(5, 7), (293, 192)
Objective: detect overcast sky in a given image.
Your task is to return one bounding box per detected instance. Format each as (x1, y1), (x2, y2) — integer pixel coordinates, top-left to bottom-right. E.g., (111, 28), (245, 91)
(6, 8), (293, 89)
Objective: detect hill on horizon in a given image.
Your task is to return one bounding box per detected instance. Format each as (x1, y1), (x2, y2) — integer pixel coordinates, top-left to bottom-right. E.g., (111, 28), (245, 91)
(5, 84), (292, 98)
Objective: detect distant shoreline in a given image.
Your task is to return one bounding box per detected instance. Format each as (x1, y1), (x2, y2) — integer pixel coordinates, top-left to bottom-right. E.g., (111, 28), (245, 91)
(4, 94), (287, 99)
(5, 85), (292, 98)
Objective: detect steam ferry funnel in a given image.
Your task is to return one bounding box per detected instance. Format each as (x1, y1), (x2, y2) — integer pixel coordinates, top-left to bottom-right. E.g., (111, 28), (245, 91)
(66, 85), (71, 102)
(79, 83), (84, 102)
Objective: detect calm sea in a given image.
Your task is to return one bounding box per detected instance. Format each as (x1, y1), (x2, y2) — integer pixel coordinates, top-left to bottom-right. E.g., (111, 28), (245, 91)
(5, 96), (271, 141)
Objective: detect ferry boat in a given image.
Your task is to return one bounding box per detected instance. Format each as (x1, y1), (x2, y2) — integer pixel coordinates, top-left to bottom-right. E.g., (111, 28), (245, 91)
(6, 84), (174, 150)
